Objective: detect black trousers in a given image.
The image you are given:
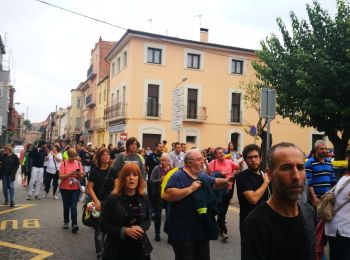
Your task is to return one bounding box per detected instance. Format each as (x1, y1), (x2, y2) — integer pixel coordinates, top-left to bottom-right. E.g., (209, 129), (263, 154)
(327, 234), (350, 260)
(172, 240), (210, 260)
(217, 188), (234, 234)
(44, 172), (59, 195)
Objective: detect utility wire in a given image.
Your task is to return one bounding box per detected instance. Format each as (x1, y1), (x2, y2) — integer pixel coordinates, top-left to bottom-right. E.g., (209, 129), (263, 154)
(34, 0), (258, 61)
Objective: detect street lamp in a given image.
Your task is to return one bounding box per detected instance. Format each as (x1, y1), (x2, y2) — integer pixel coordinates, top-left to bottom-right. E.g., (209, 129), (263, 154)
(172, 77), (188, 142)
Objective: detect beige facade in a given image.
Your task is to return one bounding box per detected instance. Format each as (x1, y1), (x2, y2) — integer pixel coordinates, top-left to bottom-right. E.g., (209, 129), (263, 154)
(78, 38), (115, 146)
(94, 76), (109, 147)
(103, 29), (322, 153)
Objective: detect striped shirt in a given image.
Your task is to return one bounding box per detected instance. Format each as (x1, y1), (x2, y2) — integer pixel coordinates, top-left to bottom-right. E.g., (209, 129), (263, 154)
(305, 157), (336, 197)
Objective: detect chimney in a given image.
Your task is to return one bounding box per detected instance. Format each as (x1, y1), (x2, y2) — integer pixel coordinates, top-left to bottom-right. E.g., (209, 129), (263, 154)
(200, 28), (209, 43)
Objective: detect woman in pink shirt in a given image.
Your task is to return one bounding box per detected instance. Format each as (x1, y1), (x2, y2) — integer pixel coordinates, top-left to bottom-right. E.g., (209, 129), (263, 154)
(209, 147), (239, 242)
(59, 147), (83, 233)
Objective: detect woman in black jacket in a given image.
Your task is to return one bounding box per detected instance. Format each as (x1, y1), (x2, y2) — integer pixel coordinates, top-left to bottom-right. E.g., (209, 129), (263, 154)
(101, 162), (152, 260)
(0, 145), (19, 207)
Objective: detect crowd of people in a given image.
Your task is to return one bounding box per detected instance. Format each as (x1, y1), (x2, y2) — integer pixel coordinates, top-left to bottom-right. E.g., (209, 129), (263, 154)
(0, 137), (349, 260)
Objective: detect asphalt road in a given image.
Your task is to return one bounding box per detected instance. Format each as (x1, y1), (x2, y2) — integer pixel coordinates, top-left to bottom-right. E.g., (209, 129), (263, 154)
(0, 173), (241, 260)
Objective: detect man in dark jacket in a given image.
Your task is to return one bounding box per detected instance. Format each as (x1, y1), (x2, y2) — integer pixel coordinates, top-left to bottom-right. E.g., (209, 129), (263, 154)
(27, 140), (47, 200)
(241, 142), (316, 260)
(0, 145), (19, 206)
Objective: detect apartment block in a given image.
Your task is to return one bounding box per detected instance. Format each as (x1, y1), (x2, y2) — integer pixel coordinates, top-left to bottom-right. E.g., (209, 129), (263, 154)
(103, 28), (321, 153)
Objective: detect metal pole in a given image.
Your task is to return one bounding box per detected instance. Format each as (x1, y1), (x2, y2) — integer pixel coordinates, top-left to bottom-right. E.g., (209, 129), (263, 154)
(177, 129), (180, 143)
(266, 118), (271, 168)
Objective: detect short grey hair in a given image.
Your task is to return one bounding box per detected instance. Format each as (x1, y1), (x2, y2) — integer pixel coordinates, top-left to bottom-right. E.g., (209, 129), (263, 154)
(160, 153), (169, 160)
(314, 140), (326, 150)
(184, 149), (201, 165)
(267, 142), (304, 171)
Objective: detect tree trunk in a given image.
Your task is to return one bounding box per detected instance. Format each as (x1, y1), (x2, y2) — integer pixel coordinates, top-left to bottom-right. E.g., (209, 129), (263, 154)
(326, 129), (350, 160)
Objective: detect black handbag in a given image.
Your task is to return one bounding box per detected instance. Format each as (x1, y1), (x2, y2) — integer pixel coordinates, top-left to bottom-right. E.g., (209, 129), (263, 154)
(82, 167), (112, 227)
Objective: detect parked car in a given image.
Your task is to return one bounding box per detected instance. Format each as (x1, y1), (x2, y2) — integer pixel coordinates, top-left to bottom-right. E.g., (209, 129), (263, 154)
(13, 145), (24, 158)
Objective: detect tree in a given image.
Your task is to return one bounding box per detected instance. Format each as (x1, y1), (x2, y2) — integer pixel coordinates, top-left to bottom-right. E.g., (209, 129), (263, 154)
(252, 0), (350, 159)
(23, 119), (32, 131)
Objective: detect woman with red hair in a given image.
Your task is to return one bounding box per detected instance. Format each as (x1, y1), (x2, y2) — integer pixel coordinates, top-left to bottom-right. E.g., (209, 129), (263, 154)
(101, 162), (152, 260)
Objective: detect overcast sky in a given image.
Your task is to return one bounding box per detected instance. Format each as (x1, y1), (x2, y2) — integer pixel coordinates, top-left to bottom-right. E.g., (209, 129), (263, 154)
(1, 0), (337, 122)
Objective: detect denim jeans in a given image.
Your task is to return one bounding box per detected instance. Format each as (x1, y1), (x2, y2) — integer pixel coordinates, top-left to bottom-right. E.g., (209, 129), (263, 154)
(217, 188), (234, 234)
(60, 189), (80, 226)
(2, 175), (15, 203)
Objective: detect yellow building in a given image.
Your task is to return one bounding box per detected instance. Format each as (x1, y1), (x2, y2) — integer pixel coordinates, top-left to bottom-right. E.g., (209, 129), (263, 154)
(93, 75), (109, 147)
(103, 28), (322, 153)
(69, 87), (83, 144)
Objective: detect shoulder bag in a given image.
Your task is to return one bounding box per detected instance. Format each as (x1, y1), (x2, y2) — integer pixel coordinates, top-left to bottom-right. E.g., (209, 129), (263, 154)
(82, 167), (112, 227)
(317, 178), (350, 221)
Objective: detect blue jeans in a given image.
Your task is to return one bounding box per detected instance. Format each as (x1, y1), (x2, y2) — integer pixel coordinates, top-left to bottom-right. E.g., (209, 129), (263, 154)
(2, 175), (15, 203)
(60, 189), (80, 226)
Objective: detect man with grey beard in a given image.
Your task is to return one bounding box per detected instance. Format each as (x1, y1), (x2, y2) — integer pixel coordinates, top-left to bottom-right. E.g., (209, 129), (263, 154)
(241, 142), (316, 260)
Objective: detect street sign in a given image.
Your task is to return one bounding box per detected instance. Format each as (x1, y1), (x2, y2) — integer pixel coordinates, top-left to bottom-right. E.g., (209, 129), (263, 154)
(172, 88), (184, 131)
(249, 125), (257, 136)
(120, 133), (128, 141)
(260, 89), (276, 119)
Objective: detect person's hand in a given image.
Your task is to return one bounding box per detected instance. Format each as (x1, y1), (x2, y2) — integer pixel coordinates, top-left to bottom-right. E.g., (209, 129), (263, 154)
(124, 225), (144, 240)
(312, 197), (320, 208)
(160, 176), (165, 182)
(262, 173), (270, 184)
(190, 181), (202, 193)
(94, 200), (101, 211)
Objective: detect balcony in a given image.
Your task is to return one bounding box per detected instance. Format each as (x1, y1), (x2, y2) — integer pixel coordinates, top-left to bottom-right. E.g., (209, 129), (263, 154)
(104, 102), (127, 121)
(183, 106), (207, 121)
(86, 94), (96, 108)
(230, 109), (242, 124)
(145, 102), (161, 117)
(93, 118), (105, 130)
(84, 120), (91, 130)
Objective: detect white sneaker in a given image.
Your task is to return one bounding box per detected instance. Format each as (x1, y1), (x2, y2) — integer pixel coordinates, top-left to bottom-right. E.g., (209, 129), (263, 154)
(44, 193), (48, 198)
(54, 195), (59, 200)
(221, 232), (229, 242)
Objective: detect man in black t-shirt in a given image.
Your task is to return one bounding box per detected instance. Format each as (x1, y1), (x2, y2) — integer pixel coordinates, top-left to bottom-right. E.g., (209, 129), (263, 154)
(236, 144), (270, 234)
(241, 142), (315, 260)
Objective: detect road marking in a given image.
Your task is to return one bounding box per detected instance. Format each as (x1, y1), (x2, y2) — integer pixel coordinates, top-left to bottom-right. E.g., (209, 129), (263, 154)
(0, 241), (53, 259)
(0, 204), (36, 215)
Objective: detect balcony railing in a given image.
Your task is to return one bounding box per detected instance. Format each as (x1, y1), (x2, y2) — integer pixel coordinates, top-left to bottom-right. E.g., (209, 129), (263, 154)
(104, 102), (127, 120)
(146, 102), (160, 117)
(93, 118), (105, 130)
(230, 109), (242, 123)
(86, 94), (95, 108)
(84, 120), (91, 130)
(184, 106), (207, 121)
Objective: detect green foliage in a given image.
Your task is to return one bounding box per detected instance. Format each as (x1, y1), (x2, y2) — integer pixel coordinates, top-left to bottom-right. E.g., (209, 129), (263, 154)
(252, 0), (350, 159)
(23, 119), (32, 130)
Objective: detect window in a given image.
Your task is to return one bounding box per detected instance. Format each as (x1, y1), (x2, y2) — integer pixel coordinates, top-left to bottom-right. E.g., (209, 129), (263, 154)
(123, 51), (127, 67)
(147, 84), (159, 117)
(147, 48), (162, 64)
(186, 136), (196, 144)
(187, 88), (198, 119)
(187, 53), (200, 69)
(117, 57), (121, 72)
(231, 93), (241, 123)
(77, 98), (81, 109)
(111, 93), (115, 105)
(99, 91), (101, 104)
(0, 87), (3, 97)
(103, 88), (106, 101)
(230, 133), (240, 151)
(116, 90), (120, 104)
(231, 59), (243, 74)
(111, 62), (115, 75)
(76, 118), (81, 129)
